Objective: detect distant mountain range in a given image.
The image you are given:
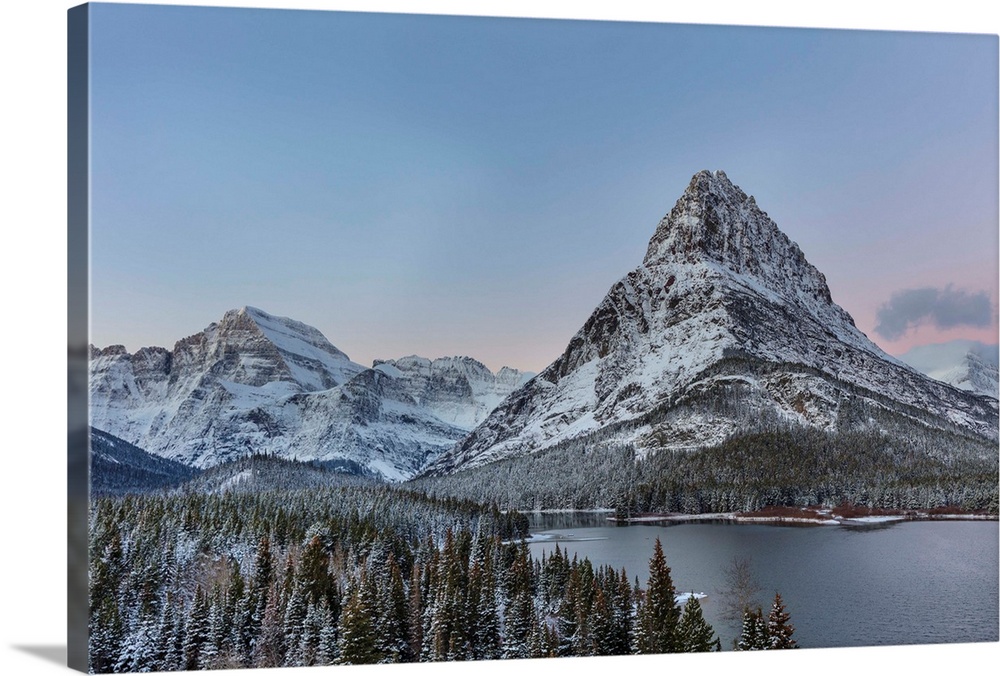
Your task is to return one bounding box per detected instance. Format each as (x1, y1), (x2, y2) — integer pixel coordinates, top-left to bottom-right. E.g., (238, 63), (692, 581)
(898, 340), (998, 399)
(89, 170), (997, 495)
(89, 306), (532, 481)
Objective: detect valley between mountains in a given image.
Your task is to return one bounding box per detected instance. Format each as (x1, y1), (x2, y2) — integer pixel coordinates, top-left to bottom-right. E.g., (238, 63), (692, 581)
(89, 170), (999, 513)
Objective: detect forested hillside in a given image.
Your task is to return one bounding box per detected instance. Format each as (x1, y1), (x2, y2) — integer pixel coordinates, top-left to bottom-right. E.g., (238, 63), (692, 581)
(90, 428), (201, 496)
(412, 423), (998, 514)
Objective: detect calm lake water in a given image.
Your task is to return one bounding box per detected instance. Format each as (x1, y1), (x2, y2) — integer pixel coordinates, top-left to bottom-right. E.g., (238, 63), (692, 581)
(525, 513), (999, 650)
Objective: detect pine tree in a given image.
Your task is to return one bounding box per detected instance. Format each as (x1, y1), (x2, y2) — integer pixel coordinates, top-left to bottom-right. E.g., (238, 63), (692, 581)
(611, 567), (635, 655)
(89, 531), (125, 674)
(502, 547), (535, 659)
(114, 609), (158, 673)
(676, 595), (717, 652)
(467, 555), (501, 661)
(200, 585), (225, 667)
(162, 597), (187, 671)
(635, 538), (681, 654)
(249, 535), (274, 639)
(337, 575), (379, 665)
(282, 583), (308, 665)
(735, 607), (769, 651)
(230, 586), (254, 665)
(183, 586), (211, 670)
(298, 533), (336, 610)
(225, 560), (248, 662)
(317, 598), (340, 665)
(589, 587), (618, 656)
(572, 558), (595, 655)
(251, 580), (286, 668)
(419, 546), (440, 661)
(766, 592), (797, 649)
(407, 562), (424, 662)
(556, 564), (581, 656)
(294, 600), (323, 666)
(375, 552), (409, 662)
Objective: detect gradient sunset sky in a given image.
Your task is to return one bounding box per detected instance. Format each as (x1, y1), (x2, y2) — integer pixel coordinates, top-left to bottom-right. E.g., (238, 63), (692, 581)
(87, 2), (998, 373)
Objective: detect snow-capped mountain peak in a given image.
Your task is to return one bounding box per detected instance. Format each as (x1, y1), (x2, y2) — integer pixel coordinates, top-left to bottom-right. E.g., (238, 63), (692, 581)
(898, 340), (999, 399)
(89, 307), (368, 468)
(89, 308), (534, 479)
(212, 305), (364, 391)
(422, 170), (998, 475)
(643, 170), (852, 330)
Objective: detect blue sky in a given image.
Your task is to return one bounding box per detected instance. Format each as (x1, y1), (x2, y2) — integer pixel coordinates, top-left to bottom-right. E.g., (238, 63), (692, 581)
(87, 2), (998, 372)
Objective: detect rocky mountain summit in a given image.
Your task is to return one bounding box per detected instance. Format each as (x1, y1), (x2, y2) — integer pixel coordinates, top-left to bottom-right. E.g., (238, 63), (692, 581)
(89, 307), (529, 480)
(944, 349), (999, 399)
(899, 340), (999, 399)
(423, 170), (999, 475)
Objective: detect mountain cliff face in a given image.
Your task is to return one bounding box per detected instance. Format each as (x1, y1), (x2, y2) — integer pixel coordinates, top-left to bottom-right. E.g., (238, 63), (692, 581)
(89, 307), (529, 480)
(373, 356), (535, 429)
(423, 170), (999, 475)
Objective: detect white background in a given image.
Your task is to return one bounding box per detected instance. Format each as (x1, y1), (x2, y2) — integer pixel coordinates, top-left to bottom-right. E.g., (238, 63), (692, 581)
(1, 2), (997, 675)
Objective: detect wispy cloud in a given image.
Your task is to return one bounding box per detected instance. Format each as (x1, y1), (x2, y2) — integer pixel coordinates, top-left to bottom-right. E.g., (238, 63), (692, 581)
(874, 286), (993, 341)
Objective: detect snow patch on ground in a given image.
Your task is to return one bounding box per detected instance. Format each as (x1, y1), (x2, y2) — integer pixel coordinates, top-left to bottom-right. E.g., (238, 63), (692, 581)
(675, 592), (707, 603)
(840, 515), (907, 524)
(218, 469), (253, 493)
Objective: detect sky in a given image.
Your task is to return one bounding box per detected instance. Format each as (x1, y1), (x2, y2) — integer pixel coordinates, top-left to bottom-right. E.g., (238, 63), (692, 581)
(86, 1), (999, 374)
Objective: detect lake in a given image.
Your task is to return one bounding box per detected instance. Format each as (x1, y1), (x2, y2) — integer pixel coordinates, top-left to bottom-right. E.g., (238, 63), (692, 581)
(525, 513), (999, 650)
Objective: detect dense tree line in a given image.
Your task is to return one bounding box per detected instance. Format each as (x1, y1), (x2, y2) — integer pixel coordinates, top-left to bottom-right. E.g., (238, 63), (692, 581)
(414, 424), (998, 514)
(631, 427), (998, 514)
(88, 486), (719, 672)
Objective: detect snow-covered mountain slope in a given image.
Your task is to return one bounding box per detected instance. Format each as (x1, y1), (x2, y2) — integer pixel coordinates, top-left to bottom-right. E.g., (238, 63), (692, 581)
(374, 356), (534, 430)
(898, 340), (999, 399)
(89, 307), (529, 481)
(89, 306), (366, 466)
(423, 170), (999, 475)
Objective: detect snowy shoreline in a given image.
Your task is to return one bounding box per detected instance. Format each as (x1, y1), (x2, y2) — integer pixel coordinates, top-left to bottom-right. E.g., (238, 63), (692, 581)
(610, 510), (998, 527)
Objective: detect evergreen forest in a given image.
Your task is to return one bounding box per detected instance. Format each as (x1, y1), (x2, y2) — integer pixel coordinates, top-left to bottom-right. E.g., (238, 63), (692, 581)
(413, 425), (999, 514)
(90, 477), (797, 673)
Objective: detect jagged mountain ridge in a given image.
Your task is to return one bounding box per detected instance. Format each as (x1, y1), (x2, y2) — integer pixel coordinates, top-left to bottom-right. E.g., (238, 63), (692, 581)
(898, 340), (999, 399)
(89, 307), (530, 480)
(942, 350), (1000, 399)
(374, 355), (535, 429)
(423, 170), (999, 475)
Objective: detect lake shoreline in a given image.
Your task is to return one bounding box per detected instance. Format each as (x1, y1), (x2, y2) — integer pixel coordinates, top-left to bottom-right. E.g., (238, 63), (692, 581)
(611, 506), (998, 527)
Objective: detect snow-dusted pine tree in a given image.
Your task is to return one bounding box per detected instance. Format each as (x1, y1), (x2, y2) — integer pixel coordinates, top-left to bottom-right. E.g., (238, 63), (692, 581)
(635, 538), (681, 654)
(766, 592), (797, 649)
(735, 607), (769, 650)
(677, 595), (718, 652)
(337, 575), (379, 664)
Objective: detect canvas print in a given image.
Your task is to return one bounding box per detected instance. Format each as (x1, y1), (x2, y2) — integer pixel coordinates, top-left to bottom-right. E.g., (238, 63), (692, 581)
(71, 2), (999, 673)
